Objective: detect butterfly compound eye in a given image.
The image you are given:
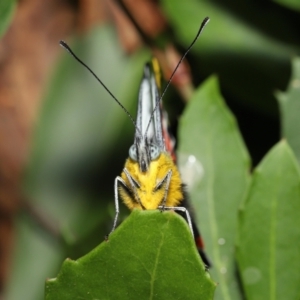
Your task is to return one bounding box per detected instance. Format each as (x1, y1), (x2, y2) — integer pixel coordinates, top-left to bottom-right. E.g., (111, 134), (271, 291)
(129, 144), (137, 161)
(150, 144), (160, 160)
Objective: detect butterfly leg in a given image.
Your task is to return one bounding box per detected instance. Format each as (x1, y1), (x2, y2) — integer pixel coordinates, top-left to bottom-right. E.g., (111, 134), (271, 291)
(109, 169), (143, 236)
(109, 176), (127, 235)
(123, 168), (144, 209)
(158, 205), (194, 238)
(155, 169), (172, 209)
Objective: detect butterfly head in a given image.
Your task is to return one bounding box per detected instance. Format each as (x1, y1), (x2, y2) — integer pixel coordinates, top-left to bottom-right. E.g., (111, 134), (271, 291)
(129, 134), (161, 173)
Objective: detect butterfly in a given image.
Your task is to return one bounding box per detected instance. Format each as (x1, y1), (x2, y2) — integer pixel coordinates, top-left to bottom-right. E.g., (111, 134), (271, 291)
(59, 16), (210, 268)
(114, 57), (211, 267)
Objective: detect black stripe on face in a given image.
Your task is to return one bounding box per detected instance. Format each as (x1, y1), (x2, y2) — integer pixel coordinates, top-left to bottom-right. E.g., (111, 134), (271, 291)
(136, 138), (151, 173)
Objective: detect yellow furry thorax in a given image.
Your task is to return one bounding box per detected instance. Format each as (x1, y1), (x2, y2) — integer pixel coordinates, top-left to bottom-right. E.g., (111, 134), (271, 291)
(119, 152), (184, 211)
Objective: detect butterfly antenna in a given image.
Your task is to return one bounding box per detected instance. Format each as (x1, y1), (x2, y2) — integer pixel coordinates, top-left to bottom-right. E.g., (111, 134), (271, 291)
(59, 41), (140, 134)
(144, 17), (210, 137)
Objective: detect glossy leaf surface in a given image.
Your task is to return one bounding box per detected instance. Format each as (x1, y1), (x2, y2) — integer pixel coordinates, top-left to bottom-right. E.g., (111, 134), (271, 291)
(178, 76), (251, 300)
(237, 141), (300, 299)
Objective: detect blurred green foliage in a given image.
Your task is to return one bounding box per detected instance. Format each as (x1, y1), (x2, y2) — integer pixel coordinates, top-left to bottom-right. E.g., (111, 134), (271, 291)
(2, 1), (300, 299)
(0, 0), (16, 39)
(277, 58), (300, 162)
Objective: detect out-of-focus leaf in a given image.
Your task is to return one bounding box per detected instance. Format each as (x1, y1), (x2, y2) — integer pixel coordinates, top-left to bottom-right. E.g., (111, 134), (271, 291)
(0, 0), (16, 38)
(277, 57), (300, 163)
(237, 141), (300, 299)
(273, 0), (300, 11)
(10, 25), (149, 300)
(5, 215), (64, 300)
(161, 0), (298, 115)
(45, 210), (216, 300)
(178, 76), (251, 300)
(24, 25), (149, 243)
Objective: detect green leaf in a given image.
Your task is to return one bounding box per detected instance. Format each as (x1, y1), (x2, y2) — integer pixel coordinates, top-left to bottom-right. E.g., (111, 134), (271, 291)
(277, 57), (300, 163)
(273, 0), (300, 12)
(45, 210), (216, 300)
(161, 0), (297, 114)
(0, 0), (16, 39)
(178, 76), (251, 300)
(236, 141), (300, 299)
